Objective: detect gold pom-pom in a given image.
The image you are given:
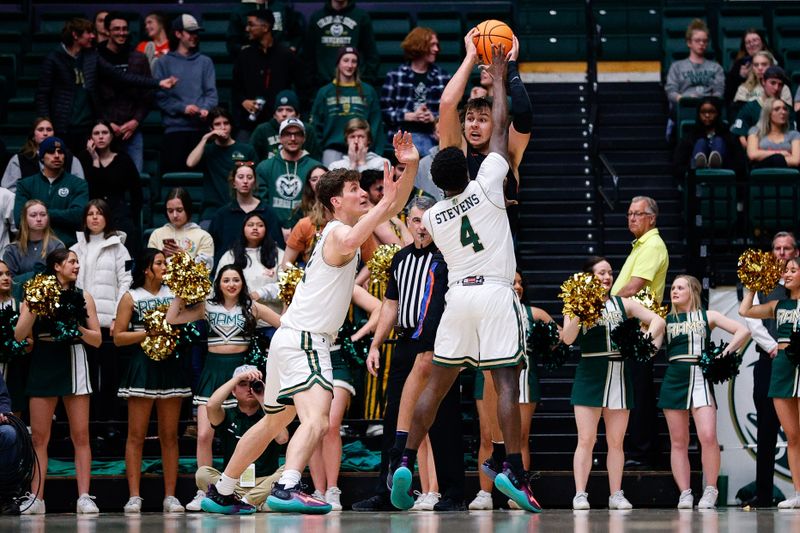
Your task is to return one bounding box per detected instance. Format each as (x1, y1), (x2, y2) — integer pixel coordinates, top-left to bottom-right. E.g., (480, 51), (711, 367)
(141, 304), (179, 361)
(631, 287), (669, 318)
(163, 252), (212, 306)
(368, 244), (401, 286)
(23, 274), (62, 317)
(278, 265), (304, 306)
(738, 248), (783, 293)
(558, 272), (606, 327)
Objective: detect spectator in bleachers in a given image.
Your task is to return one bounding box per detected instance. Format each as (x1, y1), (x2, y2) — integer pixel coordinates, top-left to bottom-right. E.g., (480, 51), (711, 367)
(232, 10), (308, 143)
(747, 97), (800, 169)
(3, 200), (64, 287)
(135, 12), (170, 68)
(77, 120), (143, 257)
(672, 97), (745, 180)
(70, 199), (132, 441)
(0, 188), (13, 256)
(114, 248), (192, 514)
(147, 187), (214, 269)
(35, 18), (176, 156)
(208, 163), (285, 266)
(732, 51), (793, 115)
(381, 28), (449, 157)
(93, 10), (109, 46)
(305, 0), (380, 88)
(185, 107), (257, 220)
(14, 137), (88, 248)
(216, 213), (284, 315)
(2, 118), (84, 193)
(439, 31), (530, 236)
(664, 20), (724, 113)
(16, 248), (103, 515)
(153, 14), (218, 174)
(469, 69), (493, 100)
(311, 46), (385, 166)
(96, 12), (154, 172)
(724, 29), (781, 105)
(227, 0), (305, 59)
(250, 90), (322, 161)
(255, 118), (322, 237)
(732, 66), (797, 149)
(328, 118), (388, 172)
(193, 365), (285, 512)
(413, 119), (442, 200)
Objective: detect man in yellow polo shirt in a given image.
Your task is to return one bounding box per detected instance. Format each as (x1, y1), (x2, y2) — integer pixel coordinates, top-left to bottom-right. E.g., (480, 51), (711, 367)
(611, 195), (669, 471)
(611, 196), (669, 303)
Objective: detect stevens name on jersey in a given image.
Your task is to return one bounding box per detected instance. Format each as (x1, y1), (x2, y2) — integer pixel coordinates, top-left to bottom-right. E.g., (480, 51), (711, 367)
(433, 193), (481, 224)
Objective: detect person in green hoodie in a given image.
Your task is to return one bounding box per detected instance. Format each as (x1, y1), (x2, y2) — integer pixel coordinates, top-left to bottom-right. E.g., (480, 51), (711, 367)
(255, 118), (322, 234)
(250, 90), (321, 161)
(304, 0), (380, 89)
(14, 137), (88, 248)
(310, 46), (385, 166)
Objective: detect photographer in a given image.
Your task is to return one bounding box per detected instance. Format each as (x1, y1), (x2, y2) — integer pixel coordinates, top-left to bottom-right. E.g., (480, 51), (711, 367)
(196, 365), (286, 513)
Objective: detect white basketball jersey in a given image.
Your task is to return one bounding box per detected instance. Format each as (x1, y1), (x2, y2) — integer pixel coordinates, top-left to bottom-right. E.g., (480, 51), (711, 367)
(423, 152), (516, 284)
(281, 220), (359, 337)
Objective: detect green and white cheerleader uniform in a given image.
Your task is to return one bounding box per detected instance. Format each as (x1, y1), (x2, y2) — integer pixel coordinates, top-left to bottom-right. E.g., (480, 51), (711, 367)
(193, 301), (249, 408)
(769, 299), (800, 398)
(118, 286), (192, 399)
(571, 296), (633, 409)
(473, 305), (542, 403)
(329, 342), (356, 397)
(0, 298), (27, 410)
(26, 288), (92, 398)
(658, 310), (715, 410)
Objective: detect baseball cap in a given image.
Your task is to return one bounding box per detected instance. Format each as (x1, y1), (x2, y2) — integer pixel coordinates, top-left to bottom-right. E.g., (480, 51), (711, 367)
(233, 364), (259, 378)
(273, 90), (299, 113)
(279, 117), (305, 135)
(171, 14), (204, 33)
(764, 66), (789, 85)
(39, 136), (65, 159)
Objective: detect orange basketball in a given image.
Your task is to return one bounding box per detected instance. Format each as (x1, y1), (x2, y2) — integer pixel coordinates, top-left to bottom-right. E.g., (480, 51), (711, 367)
(472, 20), (514, 64)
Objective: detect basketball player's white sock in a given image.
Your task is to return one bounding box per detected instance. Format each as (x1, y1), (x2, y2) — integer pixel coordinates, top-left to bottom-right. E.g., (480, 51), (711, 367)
(278, 469), (302, 489)
(215, 473), (238, 496)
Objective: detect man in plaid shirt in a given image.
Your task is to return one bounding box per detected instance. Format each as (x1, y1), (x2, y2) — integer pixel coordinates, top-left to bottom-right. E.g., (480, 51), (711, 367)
(381, 28), (451, 157)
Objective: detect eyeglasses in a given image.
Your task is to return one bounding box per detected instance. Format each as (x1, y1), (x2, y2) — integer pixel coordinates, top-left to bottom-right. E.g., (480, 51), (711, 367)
(627, 211), (654, 219)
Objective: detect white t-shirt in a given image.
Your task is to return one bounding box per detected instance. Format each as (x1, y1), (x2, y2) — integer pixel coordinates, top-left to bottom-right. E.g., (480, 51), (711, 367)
(423, 152), (516, 284)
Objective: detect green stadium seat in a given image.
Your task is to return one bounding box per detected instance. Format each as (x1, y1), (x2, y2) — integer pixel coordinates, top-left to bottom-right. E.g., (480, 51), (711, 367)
(626, 34), (661, 61)
(0, 54), (17, 98)
(518, 7), (584, 35)
(201, 40), (228, 59)
(376, 40), (403, 62)
(775, 27), (800, 58)
(693, 169), (738, 231)
(371, 13), (411, 39)
(200, 19), (228, 37)
(676, 97), (703, 141)
(416, 13), (462, 38)
(523, 35), (585, 62)
(748, 168), (800, 234)
(594, 6), (627, 34)
(626, 6), (661, 34)
(437, 40), (462, 62)
(0, 31), (24, 56)
(599, 35), (627, 61)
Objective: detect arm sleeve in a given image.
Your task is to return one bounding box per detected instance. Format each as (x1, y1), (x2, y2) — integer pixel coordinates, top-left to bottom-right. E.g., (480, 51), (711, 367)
(153, 60), (186, 116)
(195, 231), (215, 270)
(35, 54), (55, 118)
(99, 55), (159, 88)
(508, 61), (532, 134)
(129, 54), (154, 123)
(13, 180), (30, 227)
(629, 242), (668, 282)
(116, 246), (133, 307)
(70, 156), (85, 179)
(712, 64), (725, 98)
(664, 62), (681, 104)
(2, 245), (20, 275)
(380, 71), (402, 129)
(1, 155), (20, 191)
(744, 292), (779, 353)
(197, 58), (219, 111)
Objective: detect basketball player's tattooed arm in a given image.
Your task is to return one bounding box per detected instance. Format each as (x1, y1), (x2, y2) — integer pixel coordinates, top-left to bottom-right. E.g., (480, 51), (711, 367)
(486, 44), (509, 161)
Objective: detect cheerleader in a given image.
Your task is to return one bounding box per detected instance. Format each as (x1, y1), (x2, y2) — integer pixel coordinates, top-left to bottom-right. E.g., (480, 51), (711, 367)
(0, 260), (27, 415)
(16, 249), (103, 514)
(663, 275), (748, 509)
(740, 259), (800, 508)
(561, 256), (665, 511)
(114, 248), (191, 513)
(166, 264), (281, 510)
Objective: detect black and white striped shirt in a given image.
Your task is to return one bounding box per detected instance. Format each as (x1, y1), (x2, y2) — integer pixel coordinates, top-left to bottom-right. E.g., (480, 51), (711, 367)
(384, 243), (438, 330)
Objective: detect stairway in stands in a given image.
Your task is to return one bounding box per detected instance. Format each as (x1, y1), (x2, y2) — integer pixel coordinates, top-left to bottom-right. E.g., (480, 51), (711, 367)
(520, 82), (698, 482)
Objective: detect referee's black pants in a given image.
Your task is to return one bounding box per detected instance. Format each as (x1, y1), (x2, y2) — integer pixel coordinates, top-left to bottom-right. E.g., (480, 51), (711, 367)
(374, 337), (464, 501)
(754, 350), (779, 504)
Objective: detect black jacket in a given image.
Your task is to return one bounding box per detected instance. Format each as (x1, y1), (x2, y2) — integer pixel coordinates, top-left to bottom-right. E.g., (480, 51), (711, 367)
(35, 45), (160, 135)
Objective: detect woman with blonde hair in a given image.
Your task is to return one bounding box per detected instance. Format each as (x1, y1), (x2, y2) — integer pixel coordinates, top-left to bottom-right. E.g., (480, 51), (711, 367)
(3, 200), (65, 286)
(747, 96), (800, 168)
(733, 50), (792, 106)
(662, 275), (748, 509)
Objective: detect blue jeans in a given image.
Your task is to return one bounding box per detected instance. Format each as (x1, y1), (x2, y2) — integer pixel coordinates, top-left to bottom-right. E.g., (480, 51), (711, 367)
(122, 130), (144, 173)
(410, 132), (436, 158)
(0, 424), (19, 472)
(691, 136), (726, 168)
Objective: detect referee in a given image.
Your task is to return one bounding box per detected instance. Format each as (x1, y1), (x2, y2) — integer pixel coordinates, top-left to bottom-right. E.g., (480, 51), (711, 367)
(352, 196), (464, 511)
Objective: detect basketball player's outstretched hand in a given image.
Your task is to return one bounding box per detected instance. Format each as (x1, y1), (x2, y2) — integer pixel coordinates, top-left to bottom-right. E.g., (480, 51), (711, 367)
(507, 34), (519, 62)
(483, 43), (508, 82)
(393, 131), (419, 165)
(465, 27), (480, 63)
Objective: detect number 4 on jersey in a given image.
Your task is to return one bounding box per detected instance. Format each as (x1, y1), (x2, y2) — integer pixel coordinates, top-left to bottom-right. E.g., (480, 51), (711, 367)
(460, 215), (484, 252)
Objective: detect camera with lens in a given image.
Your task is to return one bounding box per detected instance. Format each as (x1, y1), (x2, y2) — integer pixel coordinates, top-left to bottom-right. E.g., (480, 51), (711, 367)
(249, 380), (265, 394)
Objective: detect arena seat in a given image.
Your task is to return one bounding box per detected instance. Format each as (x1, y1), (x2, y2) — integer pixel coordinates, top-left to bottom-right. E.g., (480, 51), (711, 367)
(716, 5), (764, 71)
(748, 168), (800, 236)
(692, 169), (738, 231)
(415, 12), (462, 39)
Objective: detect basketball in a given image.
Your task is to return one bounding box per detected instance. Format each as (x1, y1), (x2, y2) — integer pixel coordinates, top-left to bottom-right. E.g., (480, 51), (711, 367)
(472, 20), (515, 64)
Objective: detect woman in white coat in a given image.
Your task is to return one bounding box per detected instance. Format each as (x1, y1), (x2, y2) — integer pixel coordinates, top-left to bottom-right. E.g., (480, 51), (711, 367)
(70, 199), (132, 434)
